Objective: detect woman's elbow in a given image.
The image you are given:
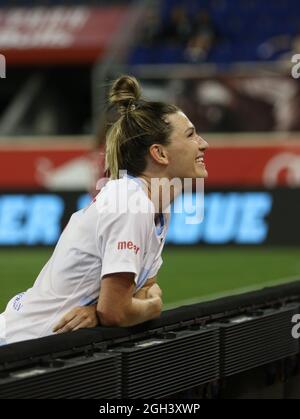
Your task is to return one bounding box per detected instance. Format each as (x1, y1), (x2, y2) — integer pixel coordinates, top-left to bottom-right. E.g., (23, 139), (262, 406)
(97, 309), (127, 327)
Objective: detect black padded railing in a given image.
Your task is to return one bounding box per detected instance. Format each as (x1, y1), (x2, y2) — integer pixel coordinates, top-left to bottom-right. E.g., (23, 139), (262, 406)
(0, 280), (299, 398)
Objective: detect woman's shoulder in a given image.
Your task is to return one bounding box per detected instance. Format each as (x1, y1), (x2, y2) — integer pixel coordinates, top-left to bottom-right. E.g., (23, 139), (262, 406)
(98, 177), (147, 199)
(95, 177), (154, 221)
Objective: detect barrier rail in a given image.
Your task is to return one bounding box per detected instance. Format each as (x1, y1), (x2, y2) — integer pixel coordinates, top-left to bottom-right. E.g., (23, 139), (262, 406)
(1, 280), (300, 398)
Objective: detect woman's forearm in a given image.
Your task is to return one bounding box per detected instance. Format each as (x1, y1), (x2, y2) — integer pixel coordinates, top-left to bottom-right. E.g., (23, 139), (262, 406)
(98, 295), (162, 327)
(122, 296), (162, 326)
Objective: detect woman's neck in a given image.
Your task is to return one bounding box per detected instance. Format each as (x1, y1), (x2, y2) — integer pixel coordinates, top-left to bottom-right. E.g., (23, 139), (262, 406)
(139, 173), (183, 214)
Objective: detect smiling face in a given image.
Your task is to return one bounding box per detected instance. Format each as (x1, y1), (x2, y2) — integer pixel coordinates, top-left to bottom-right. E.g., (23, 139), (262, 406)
(165, 111), (208, 180)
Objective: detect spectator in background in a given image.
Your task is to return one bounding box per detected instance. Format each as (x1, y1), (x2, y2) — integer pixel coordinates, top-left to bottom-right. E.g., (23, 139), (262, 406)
(185, 10), (218, 63)
(161, 5), (192, 45)
(140, 8), (162, 47)
(138, 5), (219, 64)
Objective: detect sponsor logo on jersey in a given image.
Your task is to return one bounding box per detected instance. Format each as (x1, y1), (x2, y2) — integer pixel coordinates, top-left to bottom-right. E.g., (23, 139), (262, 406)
(117, 241), (140, 254)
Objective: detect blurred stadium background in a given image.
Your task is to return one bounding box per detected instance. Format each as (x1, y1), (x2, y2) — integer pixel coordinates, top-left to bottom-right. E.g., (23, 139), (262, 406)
(0, 0), (300, 313)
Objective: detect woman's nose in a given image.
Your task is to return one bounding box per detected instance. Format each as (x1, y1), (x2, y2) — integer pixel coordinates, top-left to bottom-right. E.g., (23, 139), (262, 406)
(198, 136), (209, 150)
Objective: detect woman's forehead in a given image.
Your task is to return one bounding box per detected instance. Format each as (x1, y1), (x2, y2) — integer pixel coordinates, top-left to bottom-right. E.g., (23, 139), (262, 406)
(167, 111), (193, 132)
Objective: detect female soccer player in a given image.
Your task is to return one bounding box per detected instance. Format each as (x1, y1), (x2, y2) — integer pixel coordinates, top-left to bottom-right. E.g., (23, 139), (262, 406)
(0, 75), (208, 345)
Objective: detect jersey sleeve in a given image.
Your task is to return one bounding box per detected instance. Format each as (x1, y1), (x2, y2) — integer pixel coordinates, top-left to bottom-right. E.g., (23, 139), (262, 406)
(98, 209), (151, 284)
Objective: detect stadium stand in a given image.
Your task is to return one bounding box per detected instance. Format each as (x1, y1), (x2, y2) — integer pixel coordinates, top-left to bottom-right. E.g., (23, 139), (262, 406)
(129, 0), (300, 64)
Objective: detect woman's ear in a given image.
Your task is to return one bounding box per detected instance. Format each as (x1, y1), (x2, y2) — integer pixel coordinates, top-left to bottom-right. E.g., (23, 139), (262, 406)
(149, 144), (169, 165)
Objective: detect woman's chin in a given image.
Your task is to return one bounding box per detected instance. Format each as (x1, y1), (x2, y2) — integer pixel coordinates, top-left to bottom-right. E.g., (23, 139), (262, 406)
(194, 166), (208, 179)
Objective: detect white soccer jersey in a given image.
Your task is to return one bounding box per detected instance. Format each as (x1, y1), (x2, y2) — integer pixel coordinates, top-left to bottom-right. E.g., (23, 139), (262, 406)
(1, 175), (169, 344)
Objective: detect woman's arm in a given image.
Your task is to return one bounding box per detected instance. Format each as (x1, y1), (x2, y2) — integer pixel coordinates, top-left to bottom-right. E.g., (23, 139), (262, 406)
(53, 304), (99, 334)
(134, 276), (157, 299)
(97, 273), (162, 327)
(53, 274), (162, 333)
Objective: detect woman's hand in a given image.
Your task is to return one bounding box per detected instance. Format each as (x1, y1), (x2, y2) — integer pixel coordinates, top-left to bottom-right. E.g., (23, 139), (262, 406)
(134, 283), (162, 300)
(53, 304), (99, 334)
(147, 283), (162, 299)
(134, 287), (148, 299)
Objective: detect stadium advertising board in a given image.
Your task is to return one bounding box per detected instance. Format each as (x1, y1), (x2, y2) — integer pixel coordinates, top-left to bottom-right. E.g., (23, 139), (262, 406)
(0, 142), (300, 189)
(0, 141), (298, 246)
(0, 6), (128, 64)
(0, 189), (298, 246)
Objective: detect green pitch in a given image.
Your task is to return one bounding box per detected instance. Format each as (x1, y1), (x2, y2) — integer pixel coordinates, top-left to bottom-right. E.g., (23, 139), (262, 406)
(0, 247), (300, 312)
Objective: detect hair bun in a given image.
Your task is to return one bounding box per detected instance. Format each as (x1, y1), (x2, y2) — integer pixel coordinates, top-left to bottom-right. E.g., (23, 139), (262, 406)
(109, 75), (141, 111)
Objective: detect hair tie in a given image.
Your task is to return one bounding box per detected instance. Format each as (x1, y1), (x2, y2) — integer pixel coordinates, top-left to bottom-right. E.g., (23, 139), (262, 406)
(119, 103), (136, 116)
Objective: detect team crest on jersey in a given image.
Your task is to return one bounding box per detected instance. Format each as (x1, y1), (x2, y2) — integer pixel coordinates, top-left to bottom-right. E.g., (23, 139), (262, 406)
(13, 293), (25, 311)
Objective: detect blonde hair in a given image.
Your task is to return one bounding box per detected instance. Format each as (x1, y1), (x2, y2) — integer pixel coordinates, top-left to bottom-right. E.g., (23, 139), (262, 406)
(105, 75), (178, 179)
